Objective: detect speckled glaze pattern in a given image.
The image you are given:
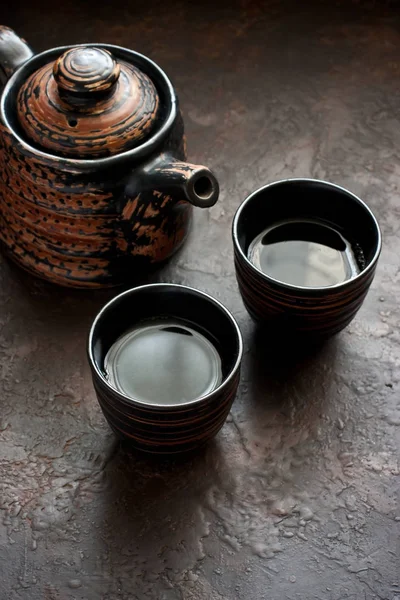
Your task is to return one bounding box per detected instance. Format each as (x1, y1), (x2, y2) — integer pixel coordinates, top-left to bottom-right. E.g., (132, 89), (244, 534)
(233, 180), (381, 338)
(0, 117), (192, 287)
(88, 284), (243, 453)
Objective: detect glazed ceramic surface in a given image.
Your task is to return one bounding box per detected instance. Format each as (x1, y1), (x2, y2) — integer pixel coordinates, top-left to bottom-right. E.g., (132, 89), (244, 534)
(0, 27), (219, 287)
(88, 284), (243, 454)
(233, 179), (381, 338)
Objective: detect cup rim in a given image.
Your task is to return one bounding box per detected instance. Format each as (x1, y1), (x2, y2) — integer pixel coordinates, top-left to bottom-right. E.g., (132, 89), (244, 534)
(232, 178), (382, 293)
(87, 283), (243, 410)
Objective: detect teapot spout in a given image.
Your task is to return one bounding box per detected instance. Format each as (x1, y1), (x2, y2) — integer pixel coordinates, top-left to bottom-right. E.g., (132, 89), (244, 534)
(0, 26), (34, 85)
(135, 152), (219, 208)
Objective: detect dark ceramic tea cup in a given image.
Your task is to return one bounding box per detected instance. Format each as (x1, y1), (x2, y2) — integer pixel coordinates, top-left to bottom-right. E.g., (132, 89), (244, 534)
(232, 179), (381, 338)
(88, 283), (243, 454)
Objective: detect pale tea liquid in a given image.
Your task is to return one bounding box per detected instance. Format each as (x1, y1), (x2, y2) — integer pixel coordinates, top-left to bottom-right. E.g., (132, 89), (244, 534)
(248, 220), (362, 287)
(104, 320), (222, 405)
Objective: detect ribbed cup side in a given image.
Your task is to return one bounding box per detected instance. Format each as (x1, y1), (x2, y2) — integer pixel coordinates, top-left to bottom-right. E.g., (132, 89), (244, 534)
(234, 247), (377, 338)
(92, 369), (240, 454)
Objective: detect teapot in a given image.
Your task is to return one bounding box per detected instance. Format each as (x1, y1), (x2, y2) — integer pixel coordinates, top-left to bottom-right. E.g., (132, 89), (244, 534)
(0, 26), (219, 287)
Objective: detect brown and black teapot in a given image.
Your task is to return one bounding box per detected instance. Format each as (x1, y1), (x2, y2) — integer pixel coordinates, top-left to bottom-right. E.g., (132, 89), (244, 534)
(0, 26), (219, 287)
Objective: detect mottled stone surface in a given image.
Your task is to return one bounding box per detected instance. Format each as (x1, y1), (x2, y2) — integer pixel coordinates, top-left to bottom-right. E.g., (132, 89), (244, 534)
(0, 1), (399, 598)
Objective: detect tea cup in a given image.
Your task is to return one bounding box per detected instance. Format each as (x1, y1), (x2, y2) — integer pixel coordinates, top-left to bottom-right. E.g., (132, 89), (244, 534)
(88, 283), (243, 453)
(232, 178), (381, 338)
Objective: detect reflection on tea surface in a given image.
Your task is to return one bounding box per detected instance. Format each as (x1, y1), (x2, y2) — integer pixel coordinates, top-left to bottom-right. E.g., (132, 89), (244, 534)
(104, 320), (222, 405)
(248, 220), (362, 287)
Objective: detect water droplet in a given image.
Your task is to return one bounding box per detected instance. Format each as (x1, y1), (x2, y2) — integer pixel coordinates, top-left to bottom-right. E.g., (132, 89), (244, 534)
(68, 579), (82, 589)
(33, 520), (49, 531)
(299, 506), (314, 521)
(31, 540), (37, 551)
(283, 531), (294, 538)
(337, 418), (345, 430)
(386, 413), (400, 426)
(290, 575), (296, 583)
(272, 507), (289, 517)
(252, 542), (268, 557)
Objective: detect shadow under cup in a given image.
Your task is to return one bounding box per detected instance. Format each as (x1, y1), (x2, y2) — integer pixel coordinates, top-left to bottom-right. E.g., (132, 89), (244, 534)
(88, 284), (243, 454)
(233, 179), (382, 338)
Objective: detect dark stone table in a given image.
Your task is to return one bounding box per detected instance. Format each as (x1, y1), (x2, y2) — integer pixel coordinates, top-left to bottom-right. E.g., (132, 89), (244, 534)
(0, 1), (399, 598)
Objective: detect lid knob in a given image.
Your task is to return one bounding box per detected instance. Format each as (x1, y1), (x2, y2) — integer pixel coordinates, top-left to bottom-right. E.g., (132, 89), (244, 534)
(53, 47), (120, 98)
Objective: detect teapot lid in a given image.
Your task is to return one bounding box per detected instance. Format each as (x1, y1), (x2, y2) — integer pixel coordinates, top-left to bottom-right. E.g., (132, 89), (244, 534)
(16, 46), (161, 159)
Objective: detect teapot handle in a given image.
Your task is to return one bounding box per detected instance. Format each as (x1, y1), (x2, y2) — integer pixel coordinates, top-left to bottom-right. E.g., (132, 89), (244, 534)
(0, 26), (34, 85)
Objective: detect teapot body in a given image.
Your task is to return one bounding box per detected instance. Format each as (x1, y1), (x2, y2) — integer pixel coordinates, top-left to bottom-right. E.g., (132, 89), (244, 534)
(0, 109), (192, 287)
(0, 32), (219, 287)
